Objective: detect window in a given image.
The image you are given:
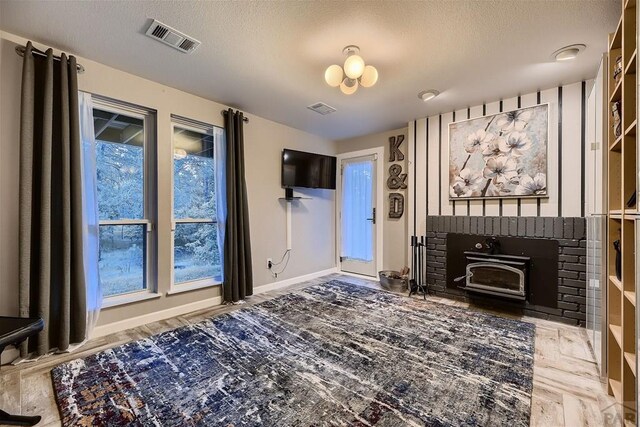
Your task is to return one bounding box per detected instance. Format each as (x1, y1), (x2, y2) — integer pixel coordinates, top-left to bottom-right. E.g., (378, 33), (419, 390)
(171, 117), (222, 287)
(93, 99), (155, 298)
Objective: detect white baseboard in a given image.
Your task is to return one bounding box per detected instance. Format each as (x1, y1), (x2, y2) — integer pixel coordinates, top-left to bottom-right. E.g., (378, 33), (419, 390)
(91, 295), (223, 339)
(90, 268), (338, 340)
(336, 270), (379, 281)
(1, 269), (338, 365)
(253, 267), (338, 294)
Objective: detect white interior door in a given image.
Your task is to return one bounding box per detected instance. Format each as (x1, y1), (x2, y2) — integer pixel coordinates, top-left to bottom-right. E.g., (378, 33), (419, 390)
(340, 155), (377, 277)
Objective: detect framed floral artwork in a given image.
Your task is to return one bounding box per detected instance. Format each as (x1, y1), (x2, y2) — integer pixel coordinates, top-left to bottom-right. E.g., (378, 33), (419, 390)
(448, 104), (549, 200)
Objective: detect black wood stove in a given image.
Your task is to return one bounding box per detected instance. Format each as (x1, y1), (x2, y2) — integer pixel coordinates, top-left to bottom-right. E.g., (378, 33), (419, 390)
(454, 251), (530, 301)
(446, 233), (559, 309)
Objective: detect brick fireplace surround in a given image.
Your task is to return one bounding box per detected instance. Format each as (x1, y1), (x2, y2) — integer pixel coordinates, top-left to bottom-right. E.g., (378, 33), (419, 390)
(424, 216), (587, 326)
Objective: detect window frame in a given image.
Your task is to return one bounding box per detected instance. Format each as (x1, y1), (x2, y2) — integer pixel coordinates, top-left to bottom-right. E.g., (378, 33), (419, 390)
(169, 115), (222, 294)
(92, 96), (158, 304)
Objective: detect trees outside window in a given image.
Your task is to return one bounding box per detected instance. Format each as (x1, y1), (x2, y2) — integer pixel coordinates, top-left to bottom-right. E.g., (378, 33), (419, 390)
(92, 102), (223, 299)
(172, 119), (222, 285)
(93, 101), (154, 298)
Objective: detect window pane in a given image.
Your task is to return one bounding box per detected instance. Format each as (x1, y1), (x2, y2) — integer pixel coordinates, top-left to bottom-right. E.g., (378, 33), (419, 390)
(173, 126), (216, 219)
(99, 225), (146, 297)
(174, 223), (221, 284)
(94, 108), (144, 220)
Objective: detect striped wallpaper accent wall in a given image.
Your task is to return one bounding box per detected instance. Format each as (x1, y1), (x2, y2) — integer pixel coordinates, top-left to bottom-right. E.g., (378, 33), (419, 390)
(407, 81), (591, 237)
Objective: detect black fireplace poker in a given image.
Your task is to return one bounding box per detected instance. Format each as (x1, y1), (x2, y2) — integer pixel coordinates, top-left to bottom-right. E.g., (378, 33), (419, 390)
(409, 235), (427, 300)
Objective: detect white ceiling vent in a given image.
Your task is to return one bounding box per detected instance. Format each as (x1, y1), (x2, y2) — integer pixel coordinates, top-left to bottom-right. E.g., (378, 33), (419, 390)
(307, 102), (337, 115)
(145, 19), (201, 54)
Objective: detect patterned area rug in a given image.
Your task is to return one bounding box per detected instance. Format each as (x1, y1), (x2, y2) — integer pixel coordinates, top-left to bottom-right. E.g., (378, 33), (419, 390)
(52, 280), (535, 426)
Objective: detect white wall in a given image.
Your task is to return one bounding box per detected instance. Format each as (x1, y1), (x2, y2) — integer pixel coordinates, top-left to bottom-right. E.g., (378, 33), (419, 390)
(337, 127), (408, 271)
(408, 82), (590, 237)
(0, 32), (337, 332)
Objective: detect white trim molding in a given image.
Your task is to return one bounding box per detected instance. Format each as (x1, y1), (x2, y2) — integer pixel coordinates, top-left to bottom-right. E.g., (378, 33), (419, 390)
(91, 268), (338, 340)
(91, 295), (223, 339)
(337, 270), (380, 281)
(253, 268), (338, 294)
(1, 268), (340, 366)
(335, 147), (385, 277)
(166, 280), (221, 296)
(102, 291), (162, 309)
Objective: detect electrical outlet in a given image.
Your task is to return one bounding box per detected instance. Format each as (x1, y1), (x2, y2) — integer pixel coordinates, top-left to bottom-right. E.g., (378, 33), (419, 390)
(267, 258), (273, 269)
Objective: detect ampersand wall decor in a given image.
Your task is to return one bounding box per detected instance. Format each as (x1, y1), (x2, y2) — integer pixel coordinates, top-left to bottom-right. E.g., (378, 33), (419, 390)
(387, 164), (407, 190)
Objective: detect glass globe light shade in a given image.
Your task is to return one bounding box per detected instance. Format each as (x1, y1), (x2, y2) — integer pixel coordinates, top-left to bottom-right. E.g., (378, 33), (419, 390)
(344, 54), (365, 79)
(340, 78), (358, 95)
(324, 64), (343, 87)
(359, 65), (378, 87)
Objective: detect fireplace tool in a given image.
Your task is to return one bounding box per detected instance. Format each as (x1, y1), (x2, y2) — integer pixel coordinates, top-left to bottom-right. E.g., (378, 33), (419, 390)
(409, 235), (427, 299)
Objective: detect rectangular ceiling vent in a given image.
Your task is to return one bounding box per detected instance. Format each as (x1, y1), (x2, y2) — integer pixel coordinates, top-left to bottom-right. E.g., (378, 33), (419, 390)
(145, 19), (201, 54)
(307, 102), (337, 115)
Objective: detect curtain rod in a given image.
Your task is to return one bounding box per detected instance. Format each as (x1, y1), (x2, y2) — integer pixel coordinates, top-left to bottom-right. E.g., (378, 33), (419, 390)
(222, 109), (249, 123)
(15, 45), (85, 74)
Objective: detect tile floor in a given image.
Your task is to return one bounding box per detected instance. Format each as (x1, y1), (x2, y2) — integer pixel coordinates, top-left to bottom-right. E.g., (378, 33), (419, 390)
(0, 273), (618, 426)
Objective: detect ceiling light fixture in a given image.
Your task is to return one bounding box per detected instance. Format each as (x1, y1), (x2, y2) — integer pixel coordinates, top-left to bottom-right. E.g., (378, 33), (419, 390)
(418, 90), (439, 102)
(325, 45), (378, 95)
(552, 44), (586, 62)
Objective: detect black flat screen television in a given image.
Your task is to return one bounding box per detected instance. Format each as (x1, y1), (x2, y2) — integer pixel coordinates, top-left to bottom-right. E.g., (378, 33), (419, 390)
(281, 149), (337, 190)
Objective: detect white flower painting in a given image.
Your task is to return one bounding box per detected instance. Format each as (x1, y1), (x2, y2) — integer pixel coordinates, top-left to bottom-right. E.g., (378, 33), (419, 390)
(449, 104), (548, 200)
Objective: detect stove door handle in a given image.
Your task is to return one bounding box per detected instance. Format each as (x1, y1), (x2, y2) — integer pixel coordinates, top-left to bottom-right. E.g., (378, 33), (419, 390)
(454, 272), (473, 283)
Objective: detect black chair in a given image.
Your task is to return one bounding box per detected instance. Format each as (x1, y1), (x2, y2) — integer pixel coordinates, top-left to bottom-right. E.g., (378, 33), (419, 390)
(0, 317), (44, 426)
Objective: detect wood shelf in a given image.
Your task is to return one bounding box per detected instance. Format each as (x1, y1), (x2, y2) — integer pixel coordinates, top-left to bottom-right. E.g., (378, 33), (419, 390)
(610, 78), (623, 102)
(611, 18), (623, 50)
(624, 290), (636, 305)
(607, 1), (637, 411)
(625, 49), (637, 75)
(625, 352), (637, 375)
(611, 324), (623, 347)
(610, 378), (623, 401)
(625, 119), (636, 135)
(611, 275), (623, 291)
(610, 134), (623, 151)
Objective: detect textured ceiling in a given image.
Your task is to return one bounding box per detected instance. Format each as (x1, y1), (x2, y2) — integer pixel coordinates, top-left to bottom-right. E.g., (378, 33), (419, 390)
(0, 1), (621, 140)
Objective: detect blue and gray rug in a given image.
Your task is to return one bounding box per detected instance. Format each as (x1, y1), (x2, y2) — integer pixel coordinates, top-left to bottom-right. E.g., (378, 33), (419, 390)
(52, 280), (535, 426)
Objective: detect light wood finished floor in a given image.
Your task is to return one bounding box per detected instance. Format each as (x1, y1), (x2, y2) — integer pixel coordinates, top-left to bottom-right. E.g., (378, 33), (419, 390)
(0, 273), (617, 426)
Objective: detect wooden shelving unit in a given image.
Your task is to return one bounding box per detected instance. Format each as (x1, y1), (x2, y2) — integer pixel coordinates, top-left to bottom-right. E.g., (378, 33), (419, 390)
(607, 0), (638, 421)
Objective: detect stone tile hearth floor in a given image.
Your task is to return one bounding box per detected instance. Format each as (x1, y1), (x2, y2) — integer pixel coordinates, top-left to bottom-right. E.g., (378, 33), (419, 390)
(0, 273), (617, 426)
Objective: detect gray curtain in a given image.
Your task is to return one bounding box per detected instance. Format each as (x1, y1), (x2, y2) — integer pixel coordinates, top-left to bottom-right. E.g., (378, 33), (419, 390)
(19, 42), (87, 356)
(223, 109), (253, 302)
